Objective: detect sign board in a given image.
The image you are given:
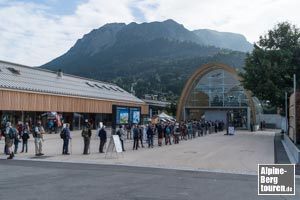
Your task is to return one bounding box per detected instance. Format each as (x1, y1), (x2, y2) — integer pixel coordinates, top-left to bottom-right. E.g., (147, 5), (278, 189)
(228, 126), (235, 135)
(258, 164), (295, 195)
(112, 135), (123, 153)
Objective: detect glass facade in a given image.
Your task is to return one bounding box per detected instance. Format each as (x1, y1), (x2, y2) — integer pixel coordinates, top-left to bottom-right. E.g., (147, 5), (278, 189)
(185, 69), (249, 108)
(182, 68), (263, 129)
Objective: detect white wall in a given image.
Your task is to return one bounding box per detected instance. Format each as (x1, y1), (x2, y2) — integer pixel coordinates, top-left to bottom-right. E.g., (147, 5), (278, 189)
(256, 114), (287, 130)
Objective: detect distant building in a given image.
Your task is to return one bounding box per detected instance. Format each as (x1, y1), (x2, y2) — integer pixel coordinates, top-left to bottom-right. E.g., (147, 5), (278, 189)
(0, 60), (148, 130)
(142, 94), (171, 118)
(177, 63), (263, 129)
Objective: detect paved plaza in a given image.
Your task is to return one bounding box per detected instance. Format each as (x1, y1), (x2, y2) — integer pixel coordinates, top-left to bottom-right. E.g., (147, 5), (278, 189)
(0, 160), (299, 200)
(1, 129), (276, 174)
(1, 129), (300, 200)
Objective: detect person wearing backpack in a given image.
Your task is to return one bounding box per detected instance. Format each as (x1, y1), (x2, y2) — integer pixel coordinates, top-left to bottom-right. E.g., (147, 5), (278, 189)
(1, 123), (9, 155)
(13, 128), (20, 154)
(5, 122), (15, 159)
(165, 124), (172, 145)
(21, 122), (30, 153)
(116, 125), (125, 151)
(82, 120), (92, 155)
(174, 123), (180, 144)
(146, 123), (154, 148)
(34, 120), (45, 156)
(62, 123), (71, 155)
(98, 126), (107, 153)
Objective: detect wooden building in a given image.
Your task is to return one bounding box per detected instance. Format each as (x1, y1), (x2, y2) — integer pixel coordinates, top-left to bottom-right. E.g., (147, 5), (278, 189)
(0, 60), (148, 130)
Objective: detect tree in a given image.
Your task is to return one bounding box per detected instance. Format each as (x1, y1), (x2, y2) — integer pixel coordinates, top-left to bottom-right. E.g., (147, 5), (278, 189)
(241, 22), (300, 110)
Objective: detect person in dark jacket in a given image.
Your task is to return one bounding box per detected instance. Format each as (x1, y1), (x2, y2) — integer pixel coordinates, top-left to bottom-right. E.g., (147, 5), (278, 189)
(146, 123), (154, 148)
(117, 125), (125, 151)
(98, 126), (107, 153)
(157, 124), (163, 146)
(82, 120), (92, 155)
(62, 123), (71, 155)
(21, 122), (30, 153)
(132, 124), (139, 150)
(138, 124), (144, 148)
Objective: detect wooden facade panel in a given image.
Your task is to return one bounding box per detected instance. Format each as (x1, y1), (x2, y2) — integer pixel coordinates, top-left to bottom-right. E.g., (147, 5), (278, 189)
(0, 90), (149, 115)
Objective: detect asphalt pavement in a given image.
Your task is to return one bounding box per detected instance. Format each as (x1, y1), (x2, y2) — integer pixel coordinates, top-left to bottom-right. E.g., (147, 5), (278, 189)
(0, 160), (299, 200)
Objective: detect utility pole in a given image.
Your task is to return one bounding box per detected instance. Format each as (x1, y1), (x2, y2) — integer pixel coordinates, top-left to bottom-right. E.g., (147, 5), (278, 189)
(293, 74), (297, 144)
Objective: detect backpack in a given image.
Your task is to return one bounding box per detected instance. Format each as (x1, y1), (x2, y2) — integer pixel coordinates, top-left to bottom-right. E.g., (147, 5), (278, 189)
(32, 127), (37, 138)
(166, 127), (170, 135)
(8, 127), (16, 139)
(60, 128), (66, 139)
(22, 131), (30, 140)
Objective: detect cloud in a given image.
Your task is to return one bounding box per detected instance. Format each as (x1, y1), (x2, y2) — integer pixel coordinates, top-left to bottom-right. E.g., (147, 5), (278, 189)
(136, 0), (300, 43)
(0, 0), (134, 66)
(1, 0), (300, 66)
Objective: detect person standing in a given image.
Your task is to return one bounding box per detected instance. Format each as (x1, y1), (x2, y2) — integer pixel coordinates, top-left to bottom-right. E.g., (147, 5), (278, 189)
(13, 128), (20, 154)
(62, 123), (71, 155)
(138, 124), (144, 148)
(5, 122), (15, 159)
(157, 123), (163, 146)
(82, 120), (92, 155)
(188, 122), (193, 139)
(174, 123), (180, 144)
(48, 120), (53, 134)
(98, 126), (107, 153)
(146, 123), (154, 148)
(1, 123), (9, 155)
(165, 124), (172, 145)
(34, 120), (45, 156)
(13, 122), (22, 153)
(117, 125), (125, 151)
(132, 124), (139, 150)
(21, 122), (30, 153)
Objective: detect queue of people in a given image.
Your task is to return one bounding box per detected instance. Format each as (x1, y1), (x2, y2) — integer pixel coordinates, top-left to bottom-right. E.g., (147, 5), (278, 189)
(0, 120), (47, 159)
(0, 119), (226, 159)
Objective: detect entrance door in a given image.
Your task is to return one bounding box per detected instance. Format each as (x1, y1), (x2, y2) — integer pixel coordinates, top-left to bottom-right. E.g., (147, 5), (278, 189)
(229, 109), (247, 129)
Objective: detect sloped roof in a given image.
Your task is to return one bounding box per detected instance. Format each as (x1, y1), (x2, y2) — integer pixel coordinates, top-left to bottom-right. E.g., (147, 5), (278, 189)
(0, 60), (145, 104)
(158, 112), (174, 119)
(142, 99), (171, 108)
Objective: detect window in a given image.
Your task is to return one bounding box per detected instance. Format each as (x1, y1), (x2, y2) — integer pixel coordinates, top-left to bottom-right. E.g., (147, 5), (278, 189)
(85, 82), (95, 87)
(7, 67), (20, 75)
(109, 87), (118, 91)
(94, 84), (103, 89)
(102, 85), (110, 90)
(115, 88), (124, 92)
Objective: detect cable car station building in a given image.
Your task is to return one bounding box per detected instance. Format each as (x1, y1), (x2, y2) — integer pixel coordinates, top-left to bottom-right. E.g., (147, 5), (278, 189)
(0, 60), (148, 129)
(177, 63), (262, 129)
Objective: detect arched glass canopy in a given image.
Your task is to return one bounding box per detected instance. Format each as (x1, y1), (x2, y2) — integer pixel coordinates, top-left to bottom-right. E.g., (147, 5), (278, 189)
(177, 63), (263, 129)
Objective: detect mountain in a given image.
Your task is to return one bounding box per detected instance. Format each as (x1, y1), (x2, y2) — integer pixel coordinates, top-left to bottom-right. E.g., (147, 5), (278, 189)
(40, 19), (249, 101)
(193, 29), (253, 52)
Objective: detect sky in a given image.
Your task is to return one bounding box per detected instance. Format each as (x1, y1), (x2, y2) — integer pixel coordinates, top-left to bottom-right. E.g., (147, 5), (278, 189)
(0, 0), (300, 66)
